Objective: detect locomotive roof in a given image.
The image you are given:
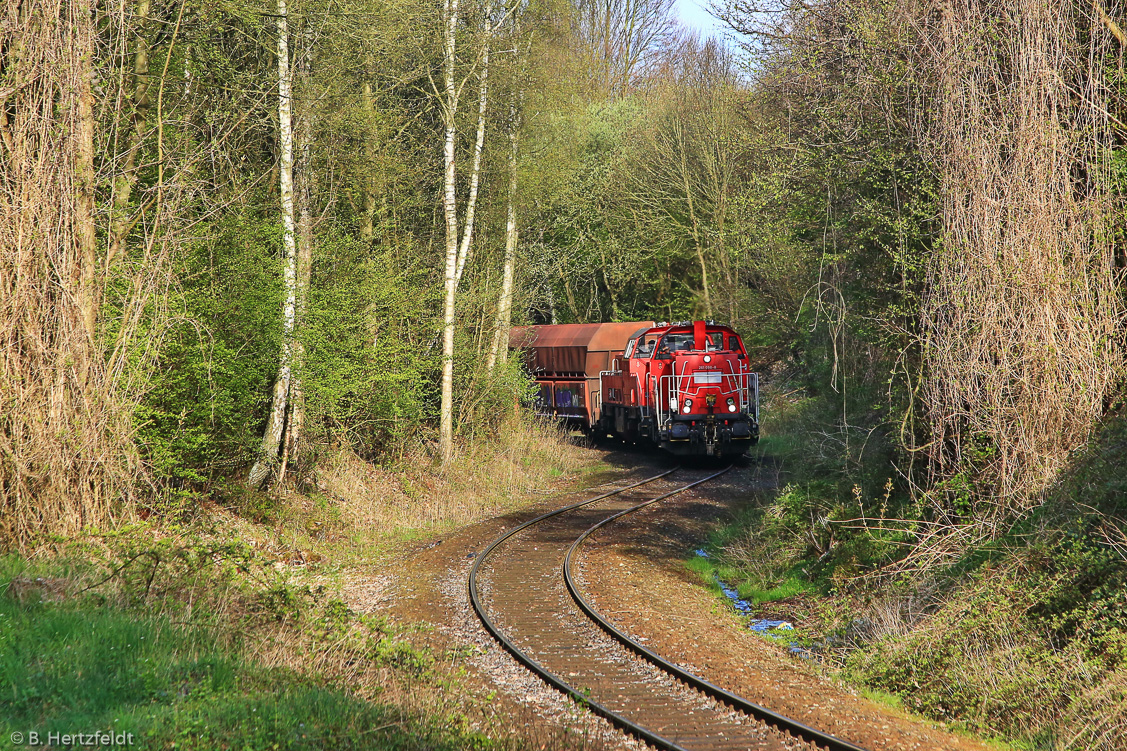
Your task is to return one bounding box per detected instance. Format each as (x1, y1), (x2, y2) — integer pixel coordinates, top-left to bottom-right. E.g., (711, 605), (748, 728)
(627, 321), (740, 341)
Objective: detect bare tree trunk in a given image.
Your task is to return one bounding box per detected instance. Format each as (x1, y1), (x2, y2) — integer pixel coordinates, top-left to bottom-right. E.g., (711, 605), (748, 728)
(439, 0), (462, 464)
(360, 79), (376, 240)
(283, 23), (315, 485)
(563, 278), (581, 321)
(107, 0), (152, 275)
(76, 0), (98, 348)
(455, 10), (491, 284)
(249, 0), (297, 488)
(487, 99), (520, 371)
(2, 0), (143, 546)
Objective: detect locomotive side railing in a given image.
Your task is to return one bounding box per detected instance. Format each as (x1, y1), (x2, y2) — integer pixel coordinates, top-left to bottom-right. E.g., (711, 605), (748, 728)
(598, 371), (616, 406)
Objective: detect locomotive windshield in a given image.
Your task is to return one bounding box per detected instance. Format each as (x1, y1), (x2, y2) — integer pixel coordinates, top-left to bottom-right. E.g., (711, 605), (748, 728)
(656, 330), (726, 353)
(659, 333), (693, 352)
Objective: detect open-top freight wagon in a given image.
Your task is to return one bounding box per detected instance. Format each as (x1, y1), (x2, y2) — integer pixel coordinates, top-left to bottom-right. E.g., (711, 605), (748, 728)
(510, 320), (759, 457)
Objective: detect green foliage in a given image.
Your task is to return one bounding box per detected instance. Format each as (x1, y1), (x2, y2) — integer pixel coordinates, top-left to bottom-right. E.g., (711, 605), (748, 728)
(735, 575), (812, 605)
(811, 413), (1127, 746)
(136, 216), (444, 484)
(301, 229), (437, 456)
(137, 210), (285, 485)
(719, 382), (921, 592)
(844, 530), (1127, 745)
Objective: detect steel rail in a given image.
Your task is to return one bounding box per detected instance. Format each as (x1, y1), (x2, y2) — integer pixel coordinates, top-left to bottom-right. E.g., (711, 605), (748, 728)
(563, 471), (870, 751)
(469, 467), (699, 751)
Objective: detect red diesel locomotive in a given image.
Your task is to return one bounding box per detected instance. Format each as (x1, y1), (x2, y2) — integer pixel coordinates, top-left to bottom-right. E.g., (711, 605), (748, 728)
(510, 320), (759, 457)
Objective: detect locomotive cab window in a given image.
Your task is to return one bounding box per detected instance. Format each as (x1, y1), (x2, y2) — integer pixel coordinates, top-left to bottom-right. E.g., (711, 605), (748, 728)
(659, 333), (694, 352)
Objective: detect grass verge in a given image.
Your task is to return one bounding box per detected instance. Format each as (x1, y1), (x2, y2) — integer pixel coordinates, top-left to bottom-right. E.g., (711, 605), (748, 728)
(0, 582), (492, 750)
(4, 416), (609, 751)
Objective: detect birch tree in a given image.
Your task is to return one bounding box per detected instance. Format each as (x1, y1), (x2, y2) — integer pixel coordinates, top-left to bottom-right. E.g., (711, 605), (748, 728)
(487, 15), (526, 371)
(486, 98), (521, 371)
(438, 0), (498, 463)
(281, 24), (317, 486)
(249, 0), (299, 488)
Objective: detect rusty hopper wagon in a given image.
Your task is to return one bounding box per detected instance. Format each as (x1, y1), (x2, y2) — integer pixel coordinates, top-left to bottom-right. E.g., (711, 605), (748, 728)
(510, 320), (759, 457)
(509, 321), (652, 428)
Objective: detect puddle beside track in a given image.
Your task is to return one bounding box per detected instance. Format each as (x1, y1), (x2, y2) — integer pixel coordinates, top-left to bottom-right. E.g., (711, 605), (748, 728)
(694, 549), (812, 658)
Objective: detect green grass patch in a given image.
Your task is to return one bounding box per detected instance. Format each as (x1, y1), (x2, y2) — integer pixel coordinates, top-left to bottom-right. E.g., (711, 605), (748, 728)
(750, 434), (804, 461)
(686, 548), (814, 609)
(683, 554), (743, 592)
(860, 687), (904, 711)
(684, 553), (717, 586)
(0, 588), (494, 750)
(735, 575), (812, 604)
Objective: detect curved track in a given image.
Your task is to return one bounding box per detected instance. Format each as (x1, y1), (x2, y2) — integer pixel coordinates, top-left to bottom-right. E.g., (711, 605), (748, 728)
(469, 467), (869, 751)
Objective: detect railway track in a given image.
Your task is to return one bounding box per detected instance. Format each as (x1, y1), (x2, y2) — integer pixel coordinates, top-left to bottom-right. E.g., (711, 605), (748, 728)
(469, 467), (869, 751)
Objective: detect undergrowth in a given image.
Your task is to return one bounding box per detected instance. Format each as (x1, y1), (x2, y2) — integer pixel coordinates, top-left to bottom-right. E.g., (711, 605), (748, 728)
(0, 587), (484, 750)
(183, 411), (597, 569)
(1, 415), (599, 751)
(0, 540), (495, 751)
(703, 381), (1127, 750)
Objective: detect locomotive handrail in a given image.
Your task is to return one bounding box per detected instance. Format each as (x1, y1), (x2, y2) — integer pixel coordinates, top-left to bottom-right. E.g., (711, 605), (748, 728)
(751, 372), (759, 422)
(655, 372), (759, 424)
(650, 374), (663, 425)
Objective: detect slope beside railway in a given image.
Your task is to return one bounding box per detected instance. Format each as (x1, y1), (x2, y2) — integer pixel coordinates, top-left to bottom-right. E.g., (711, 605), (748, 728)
(3, 431), (1039, 750)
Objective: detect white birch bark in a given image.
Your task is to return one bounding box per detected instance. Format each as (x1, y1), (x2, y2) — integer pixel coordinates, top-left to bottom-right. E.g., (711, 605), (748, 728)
(282, 24), (315, 485)
(486, 99), (520, 372)
(249, 0), (297, 488)
(438, 0), (462, 464)
(360, 80), (376, 240)
(454, 13), (491, 284)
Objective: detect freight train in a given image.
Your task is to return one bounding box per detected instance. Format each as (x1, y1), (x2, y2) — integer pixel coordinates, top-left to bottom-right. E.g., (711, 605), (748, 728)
(510, 320), (758, 457)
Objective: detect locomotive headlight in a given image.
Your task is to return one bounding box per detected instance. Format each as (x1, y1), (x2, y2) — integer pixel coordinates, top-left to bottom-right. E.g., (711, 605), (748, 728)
(703, 355), (711, 363)
(727, 397), (737, 413)
(682, 399), (692, 414)
(669, 397), (678, 410)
